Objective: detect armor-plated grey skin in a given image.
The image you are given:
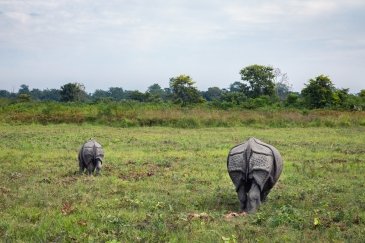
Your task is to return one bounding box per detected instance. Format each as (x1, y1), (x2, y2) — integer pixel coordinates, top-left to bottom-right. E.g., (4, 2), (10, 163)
(227, 137), (283, 213)
(78, 140), (104, 175)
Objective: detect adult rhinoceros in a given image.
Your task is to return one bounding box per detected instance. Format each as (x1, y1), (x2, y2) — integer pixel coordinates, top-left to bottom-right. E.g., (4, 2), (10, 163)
(227, 137), (283, 213)
(78, 140), (104, 175)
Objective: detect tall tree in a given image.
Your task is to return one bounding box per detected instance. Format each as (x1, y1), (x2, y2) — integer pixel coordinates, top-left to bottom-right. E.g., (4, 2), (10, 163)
(0, 90), (12, 98)
(147, 83), (165, 102)
(147, 83), (164, 95)
(239, 65), (275, 98)
(30, 88), (43, 100)
(169, 75), (203, 106)
(17, 84), (31, 101)
(92, 89), (111, 101)
(220, 90), (247, 105)
(229, 81), (249, 94)
(301, 75), (334, 109)
(273, 68), (292, 101)
(229, 81), (242, 92)
(108, 87), (124, 100)
(332, 88), (349, 107)
(42, 89), (61, 101)
(203, 87), (223, 101)
(359, 89), (365, 98)
(126, 90), (147, 102)
(18, 84), (30, 94)
(60, 83), (87, 102)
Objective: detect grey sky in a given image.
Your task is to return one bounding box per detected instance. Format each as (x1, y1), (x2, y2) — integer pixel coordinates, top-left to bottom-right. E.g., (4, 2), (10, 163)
(0, 0), (364, 93)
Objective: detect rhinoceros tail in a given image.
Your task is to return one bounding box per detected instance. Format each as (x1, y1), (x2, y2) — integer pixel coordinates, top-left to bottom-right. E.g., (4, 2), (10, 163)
(245, 138), (254, 179)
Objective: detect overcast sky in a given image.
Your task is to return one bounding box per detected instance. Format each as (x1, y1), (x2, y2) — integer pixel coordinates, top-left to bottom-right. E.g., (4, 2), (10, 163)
(0, 0), (364, 93)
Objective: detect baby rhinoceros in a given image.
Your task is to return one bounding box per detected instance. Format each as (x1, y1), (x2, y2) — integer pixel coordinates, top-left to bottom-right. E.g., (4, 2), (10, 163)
(78, 140), (104, 175)
(227, 137), (283, 213)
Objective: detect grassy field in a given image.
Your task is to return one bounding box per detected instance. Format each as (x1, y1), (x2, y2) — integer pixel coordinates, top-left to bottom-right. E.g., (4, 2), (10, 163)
(0, 124), (364, 242)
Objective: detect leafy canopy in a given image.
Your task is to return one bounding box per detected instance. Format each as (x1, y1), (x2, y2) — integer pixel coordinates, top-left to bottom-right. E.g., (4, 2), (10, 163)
(60, 83), (87, 102)
(301, 75), (334, 109)
(169, 74), (203, 106)
(239, 65), (275, 98)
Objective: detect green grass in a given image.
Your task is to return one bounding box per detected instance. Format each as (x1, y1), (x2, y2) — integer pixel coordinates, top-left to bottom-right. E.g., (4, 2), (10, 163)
(1, 101), (365, 128)
(0, 124), (364, 242)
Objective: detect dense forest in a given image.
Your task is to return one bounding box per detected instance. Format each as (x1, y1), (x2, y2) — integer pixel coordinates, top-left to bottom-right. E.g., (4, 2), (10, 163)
(1, 65), (364, 110)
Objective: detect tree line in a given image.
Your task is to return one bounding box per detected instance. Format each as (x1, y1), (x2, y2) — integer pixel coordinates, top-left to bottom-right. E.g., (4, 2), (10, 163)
(1, 64), (364, 110)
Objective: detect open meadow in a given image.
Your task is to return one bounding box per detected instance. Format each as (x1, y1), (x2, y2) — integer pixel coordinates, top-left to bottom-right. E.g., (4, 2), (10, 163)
(2, 0), (365, 241)
(0, 123), (365, 242)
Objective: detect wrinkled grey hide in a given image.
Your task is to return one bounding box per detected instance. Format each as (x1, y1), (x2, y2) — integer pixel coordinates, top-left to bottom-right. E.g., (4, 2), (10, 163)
(227, 137), (283, 213)
(78, 140), (104, 175)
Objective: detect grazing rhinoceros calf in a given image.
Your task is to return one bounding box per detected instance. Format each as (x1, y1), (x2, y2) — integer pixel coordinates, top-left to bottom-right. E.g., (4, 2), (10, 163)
(78, 140), (104, 175)
(227, 137), (283, 213)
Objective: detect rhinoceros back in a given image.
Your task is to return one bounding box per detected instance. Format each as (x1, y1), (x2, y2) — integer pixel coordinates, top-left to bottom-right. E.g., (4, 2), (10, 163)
(253, 138), (283, 186)
(79, 140), (104, 166)
(227, 137), (282, 192)
(227, 142), (248, 173)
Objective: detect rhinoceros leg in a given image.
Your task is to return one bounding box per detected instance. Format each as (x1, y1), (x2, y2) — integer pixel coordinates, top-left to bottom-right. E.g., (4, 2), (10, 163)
(78, 150), (85, 174)
(246, 181), (261, 213)
(95, 159), (102, 175)
(229, 171), (248, 211)
(237, 184), (247, 211)
(87, 163), (95, 176)
(79, 163), (85, 174)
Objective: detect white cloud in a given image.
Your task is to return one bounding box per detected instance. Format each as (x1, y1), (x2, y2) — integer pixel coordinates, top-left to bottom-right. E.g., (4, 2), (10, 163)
(1, 0), (361, 47)
(4, 11), (32, 23)
(223, 0), (365, 25)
